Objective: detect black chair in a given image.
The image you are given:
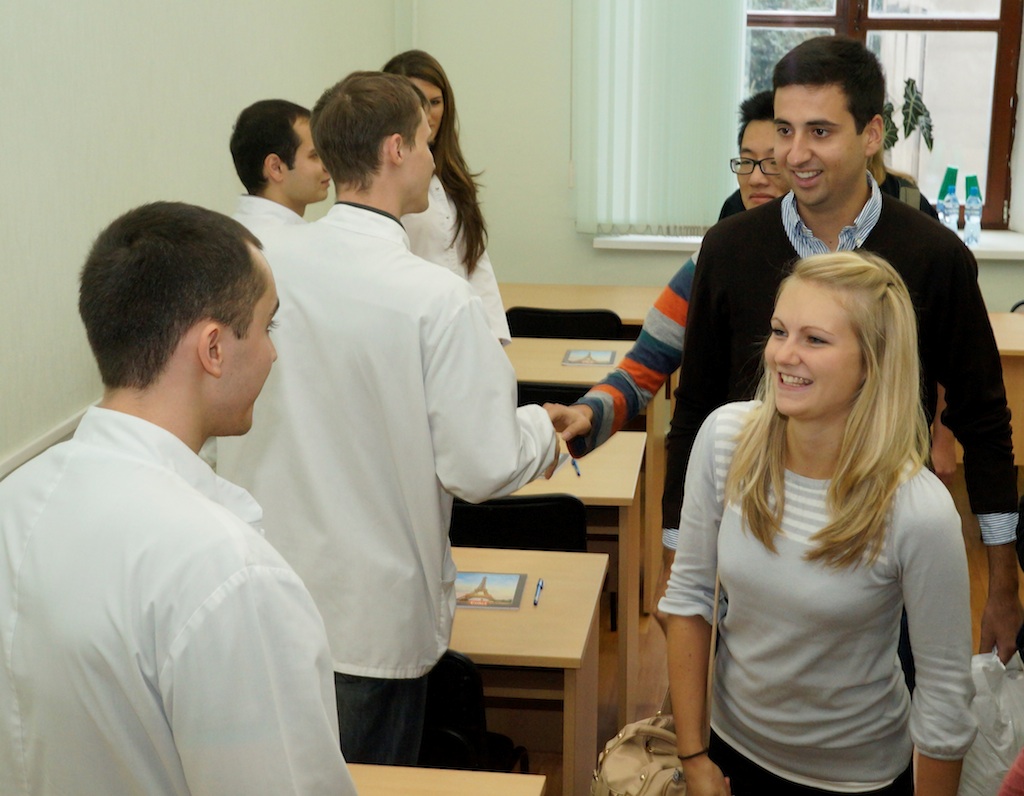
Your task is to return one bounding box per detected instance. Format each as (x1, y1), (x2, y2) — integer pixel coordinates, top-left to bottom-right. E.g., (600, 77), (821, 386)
(450, 494), (587, 552)
(418, 649), (529, 773)
(506, 306), (623, 339)
(516, 381), (590, 408)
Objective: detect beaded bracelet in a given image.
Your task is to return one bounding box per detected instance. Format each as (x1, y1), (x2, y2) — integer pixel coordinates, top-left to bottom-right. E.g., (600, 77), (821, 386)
(677, 748), (709, 761)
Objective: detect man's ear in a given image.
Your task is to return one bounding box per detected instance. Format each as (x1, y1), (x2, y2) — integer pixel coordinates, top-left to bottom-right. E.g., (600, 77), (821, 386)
(263, 153), (287, 185)
(863, 113), (884, 159)
(382, 133), (404, 167)
(197, 322), (226, 378)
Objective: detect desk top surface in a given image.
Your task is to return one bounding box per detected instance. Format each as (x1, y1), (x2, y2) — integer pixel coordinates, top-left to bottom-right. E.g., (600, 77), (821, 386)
(505, 337), (631, 385)
(990, 312), (1024, 356)
(449, 547), (608, 669)
(514, 430), (646, 507)
(501, 282), (659, 327)
(348, 763), (546, 796)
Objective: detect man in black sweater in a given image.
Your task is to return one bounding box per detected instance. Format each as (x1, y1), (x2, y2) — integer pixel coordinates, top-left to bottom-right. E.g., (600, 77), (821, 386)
(663, 35), (1021, 661)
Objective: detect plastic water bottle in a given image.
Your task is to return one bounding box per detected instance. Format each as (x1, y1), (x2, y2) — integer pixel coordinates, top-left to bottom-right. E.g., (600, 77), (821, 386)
(964, 186), (982, 247)
(942, 185), (960, 234)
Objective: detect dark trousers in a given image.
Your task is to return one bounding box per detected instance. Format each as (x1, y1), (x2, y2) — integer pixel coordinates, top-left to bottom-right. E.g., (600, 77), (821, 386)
(709, 731), (913, 795)
(334, 671), (429, 765)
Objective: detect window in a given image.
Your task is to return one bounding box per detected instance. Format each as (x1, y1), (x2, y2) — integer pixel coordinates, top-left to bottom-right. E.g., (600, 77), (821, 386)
(572, 0), (746, 235)
(745, 0), (1023, 228)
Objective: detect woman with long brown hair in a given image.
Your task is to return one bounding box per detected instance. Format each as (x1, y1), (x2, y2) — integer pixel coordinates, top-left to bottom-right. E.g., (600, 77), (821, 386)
(383, 50), (510, 344)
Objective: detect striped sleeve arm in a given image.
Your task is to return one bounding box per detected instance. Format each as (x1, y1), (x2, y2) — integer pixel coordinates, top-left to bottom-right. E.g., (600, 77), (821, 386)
(568, 260), (693, 457)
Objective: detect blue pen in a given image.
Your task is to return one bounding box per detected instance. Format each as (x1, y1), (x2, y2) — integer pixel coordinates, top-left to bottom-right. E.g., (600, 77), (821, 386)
(571, 458), (582, 477)
(533, 578), (544, 606)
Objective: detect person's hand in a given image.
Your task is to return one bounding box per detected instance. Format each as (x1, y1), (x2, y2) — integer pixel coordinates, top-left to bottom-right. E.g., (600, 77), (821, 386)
(678, 754), (731, 796)
(980, 542), (1023, 663)
(980, 584), (1024, 663)
(544, 402), (593, 442)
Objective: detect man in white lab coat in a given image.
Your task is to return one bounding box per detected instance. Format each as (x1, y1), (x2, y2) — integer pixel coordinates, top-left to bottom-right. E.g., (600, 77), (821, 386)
(0, 202), (355, 794)
(217, 72), (560, 765)
(229, 99), (332, 237)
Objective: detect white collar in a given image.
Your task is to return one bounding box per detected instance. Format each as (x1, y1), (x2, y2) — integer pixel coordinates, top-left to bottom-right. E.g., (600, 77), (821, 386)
(74, 407), (263, 529)
(233, 195), (305, 225)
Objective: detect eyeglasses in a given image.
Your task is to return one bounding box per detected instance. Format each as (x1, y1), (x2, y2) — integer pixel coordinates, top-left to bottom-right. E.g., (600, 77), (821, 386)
(729, 157), (781, 176)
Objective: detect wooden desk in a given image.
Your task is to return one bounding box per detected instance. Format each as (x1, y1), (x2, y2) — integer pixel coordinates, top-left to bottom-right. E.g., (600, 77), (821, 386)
(953, 313), (1024, 465)
(349, 764), (546, 795)
(450, 547), (606, 796)
(991, 312), (1024, 356)
(500, 283), (661, 329)
(990, 313), (1024, 464)
(513, 431), (646, 731)
(506, 338), (670, 618)
(505, 337), (633, 384)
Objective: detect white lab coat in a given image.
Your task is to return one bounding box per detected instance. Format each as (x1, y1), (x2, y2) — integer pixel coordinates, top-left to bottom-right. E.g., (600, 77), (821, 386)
(217, 203), (555, 678)
(232, 194), (304, 240)
(0, 407), (354, 795)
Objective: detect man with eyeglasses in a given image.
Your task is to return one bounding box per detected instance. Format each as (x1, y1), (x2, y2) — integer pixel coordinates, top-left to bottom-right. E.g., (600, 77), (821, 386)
(551, 91), (784, 456)
(720, 91), (789, 217)
(549, 91), (787, 619)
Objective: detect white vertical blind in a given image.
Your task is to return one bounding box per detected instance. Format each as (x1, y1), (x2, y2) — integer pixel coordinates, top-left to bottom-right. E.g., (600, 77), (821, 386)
(572, 0), (745, 235)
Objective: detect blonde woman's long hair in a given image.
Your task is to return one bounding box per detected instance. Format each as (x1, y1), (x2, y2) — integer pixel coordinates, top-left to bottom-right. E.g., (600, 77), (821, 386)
(724, 251), (930, 568)
(868, 149), (919, 190)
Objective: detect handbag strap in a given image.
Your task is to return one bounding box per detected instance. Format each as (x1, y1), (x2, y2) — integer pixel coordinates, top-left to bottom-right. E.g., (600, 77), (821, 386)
(704, 573), (721, 747)
(658, 572), (721, 748)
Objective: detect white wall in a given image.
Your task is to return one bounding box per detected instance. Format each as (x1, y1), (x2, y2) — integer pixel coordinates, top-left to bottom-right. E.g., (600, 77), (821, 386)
(3, 1), (1023, 469)
(0, 0), (396, 468)
(407, 0), (683, 288)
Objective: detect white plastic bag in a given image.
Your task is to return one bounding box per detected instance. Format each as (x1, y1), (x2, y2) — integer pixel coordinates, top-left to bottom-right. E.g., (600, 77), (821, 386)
(958, 651), (1024, 796)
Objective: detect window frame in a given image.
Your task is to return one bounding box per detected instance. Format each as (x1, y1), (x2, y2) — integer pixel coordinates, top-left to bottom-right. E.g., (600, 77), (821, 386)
(747, 0), (1022, 228)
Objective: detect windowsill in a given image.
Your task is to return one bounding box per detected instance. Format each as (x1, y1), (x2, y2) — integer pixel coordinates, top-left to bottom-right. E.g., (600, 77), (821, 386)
(594, 234), (702, 255)
(594, 230), (1024, 263)
(967, 230), (1024, 261)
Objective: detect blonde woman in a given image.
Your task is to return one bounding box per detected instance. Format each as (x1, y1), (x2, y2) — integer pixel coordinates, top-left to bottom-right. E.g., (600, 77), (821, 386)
(383, 50), (510, 344)
(663, 252), (975, 795)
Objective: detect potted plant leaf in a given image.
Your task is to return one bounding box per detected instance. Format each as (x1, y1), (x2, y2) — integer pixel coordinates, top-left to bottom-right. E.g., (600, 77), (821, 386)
(882, 77), (933, 151)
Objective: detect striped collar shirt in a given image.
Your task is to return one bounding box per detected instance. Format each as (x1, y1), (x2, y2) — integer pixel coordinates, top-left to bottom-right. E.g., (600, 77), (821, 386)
(781, 171), (882, 257)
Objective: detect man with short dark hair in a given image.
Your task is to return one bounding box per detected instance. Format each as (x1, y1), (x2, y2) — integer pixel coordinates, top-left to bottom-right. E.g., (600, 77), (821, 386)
(229, 99), (331, 235)
(664, 35), (1020, 663)
(717, 90), (786, 218)
(217, 72), (560, 765)
(0, 202), (355, 794)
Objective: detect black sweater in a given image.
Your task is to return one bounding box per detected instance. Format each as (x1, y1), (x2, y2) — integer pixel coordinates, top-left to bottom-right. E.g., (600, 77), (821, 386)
(663, 194), (1015, 527)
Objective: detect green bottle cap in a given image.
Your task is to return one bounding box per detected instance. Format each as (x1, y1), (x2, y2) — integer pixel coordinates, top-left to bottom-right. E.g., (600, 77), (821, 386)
(938, 166), (958, 201)
(965, 175), (981, 202)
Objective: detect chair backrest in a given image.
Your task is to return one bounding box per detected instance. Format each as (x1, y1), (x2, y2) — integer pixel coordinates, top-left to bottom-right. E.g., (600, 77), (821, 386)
(516, 381), (590, 407)
(506, 306), (623, 339)
(419, 649), (488, 770)
(449, 494), (588, 552)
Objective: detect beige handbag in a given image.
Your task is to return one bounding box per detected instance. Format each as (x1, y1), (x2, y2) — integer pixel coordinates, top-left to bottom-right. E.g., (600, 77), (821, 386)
(590, 577), (721, 796)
